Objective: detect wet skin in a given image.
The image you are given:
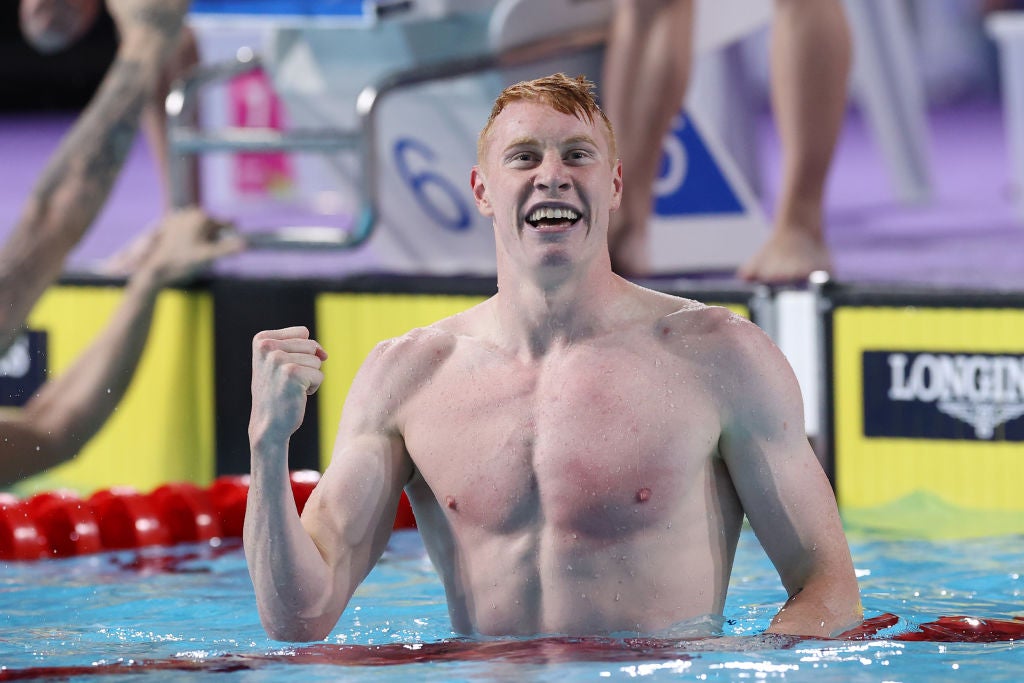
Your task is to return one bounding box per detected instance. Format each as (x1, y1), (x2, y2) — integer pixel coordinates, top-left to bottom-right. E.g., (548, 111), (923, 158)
(248, 100), (860, 642)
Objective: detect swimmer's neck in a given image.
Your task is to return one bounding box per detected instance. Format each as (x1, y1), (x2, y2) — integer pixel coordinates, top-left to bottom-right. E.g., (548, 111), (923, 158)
(492, 263), (629, 357)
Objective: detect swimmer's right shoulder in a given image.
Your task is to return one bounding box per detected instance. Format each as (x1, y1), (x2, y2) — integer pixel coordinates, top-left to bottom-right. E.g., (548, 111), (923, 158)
(343, 325), (460, 424)
(365, 324), (458, 377)
(358, 302), (487, 389)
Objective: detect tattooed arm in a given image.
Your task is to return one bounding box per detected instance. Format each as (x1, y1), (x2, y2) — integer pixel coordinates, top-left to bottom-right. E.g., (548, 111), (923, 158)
(0, 0), (192, 354)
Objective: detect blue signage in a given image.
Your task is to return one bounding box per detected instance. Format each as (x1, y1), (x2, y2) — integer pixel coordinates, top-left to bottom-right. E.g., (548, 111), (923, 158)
(190, 0), (366, 16)
(653, 113), (743, 217)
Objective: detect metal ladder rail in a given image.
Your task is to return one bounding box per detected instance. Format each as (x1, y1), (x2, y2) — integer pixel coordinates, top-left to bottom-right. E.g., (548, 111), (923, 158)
(164, 24), (608, 251)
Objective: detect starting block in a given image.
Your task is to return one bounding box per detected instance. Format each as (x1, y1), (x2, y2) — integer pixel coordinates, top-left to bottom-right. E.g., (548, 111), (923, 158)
(176, 0), (771, 275)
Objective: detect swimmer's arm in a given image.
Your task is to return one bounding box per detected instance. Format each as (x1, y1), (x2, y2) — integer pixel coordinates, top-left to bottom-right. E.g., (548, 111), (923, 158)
(246, 336), (417, 642)
(0, 210), (240, 487)
(0, 8), (187, 353)
(716, 319), (862, 638)
(0, 271), (161, 486)
(298, 431), (412, 638)
(142, 26), (202, 210)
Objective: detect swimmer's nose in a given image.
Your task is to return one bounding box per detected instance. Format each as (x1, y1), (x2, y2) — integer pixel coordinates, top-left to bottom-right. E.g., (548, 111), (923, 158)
(534, 154), (571, 194)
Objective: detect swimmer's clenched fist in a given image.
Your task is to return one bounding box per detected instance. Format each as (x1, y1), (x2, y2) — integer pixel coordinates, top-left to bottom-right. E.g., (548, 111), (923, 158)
(249, 327), (328, 448)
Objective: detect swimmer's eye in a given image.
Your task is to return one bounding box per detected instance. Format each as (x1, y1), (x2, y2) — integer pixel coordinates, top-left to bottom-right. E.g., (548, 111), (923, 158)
(506, 151), (539, 166)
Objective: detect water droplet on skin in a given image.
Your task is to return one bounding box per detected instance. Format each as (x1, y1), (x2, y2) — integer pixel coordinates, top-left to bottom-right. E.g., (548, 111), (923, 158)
(666, 522), (672, 529)
(581, 593), (586, 599)
(614, 593), (621, 601)
(571, 533), (577, 539)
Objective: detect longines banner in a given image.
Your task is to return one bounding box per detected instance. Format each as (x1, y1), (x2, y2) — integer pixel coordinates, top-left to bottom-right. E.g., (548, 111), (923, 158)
(862, 350), (1024, 441)
(831, 303), (1024, 515)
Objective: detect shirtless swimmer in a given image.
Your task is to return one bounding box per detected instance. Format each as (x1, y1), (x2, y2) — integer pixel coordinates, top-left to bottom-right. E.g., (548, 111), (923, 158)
(245, 73), (863, 642)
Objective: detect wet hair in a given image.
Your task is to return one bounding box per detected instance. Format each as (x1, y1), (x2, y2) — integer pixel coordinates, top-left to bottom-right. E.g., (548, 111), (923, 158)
(477, 73), (617, 165)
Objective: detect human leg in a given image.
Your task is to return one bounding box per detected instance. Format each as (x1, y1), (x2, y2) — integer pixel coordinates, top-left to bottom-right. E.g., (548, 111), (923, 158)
(603, 0), (693, 276)
(738, 0), (851, 283)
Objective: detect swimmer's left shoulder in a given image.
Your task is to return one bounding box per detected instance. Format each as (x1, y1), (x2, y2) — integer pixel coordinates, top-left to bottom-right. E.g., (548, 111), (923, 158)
(655, 299), (758, 340)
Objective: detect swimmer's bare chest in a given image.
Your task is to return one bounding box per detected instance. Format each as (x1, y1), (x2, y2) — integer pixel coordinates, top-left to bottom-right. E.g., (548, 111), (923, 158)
(400, 336), (739, 633)
(405, 338), (718, 522)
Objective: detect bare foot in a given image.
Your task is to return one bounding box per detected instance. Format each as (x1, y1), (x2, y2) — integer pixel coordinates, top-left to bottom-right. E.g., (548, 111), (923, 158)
(737, 229), (831, 284)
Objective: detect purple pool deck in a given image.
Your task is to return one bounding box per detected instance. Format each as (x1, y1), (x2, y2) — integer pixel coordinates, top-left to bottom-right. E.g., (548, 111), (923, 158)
(1, 98), (1022, 289)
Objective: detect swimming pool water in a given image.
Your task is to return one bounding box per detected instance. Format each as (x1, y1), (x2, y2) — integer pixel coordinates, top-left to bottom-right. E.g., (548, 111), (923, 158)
(0, 529), (1020, 681)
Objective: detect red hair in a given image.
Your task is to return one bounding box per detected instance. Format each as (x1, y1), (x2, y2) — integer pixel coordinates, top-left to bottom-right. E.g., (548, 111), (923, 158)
(477, 73), (617, 164)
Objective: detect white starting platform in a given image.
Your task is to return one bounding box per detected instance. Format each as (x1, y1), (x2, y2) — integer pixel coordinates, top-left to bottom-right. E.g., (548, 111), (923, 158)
(175, 0), (772, 276)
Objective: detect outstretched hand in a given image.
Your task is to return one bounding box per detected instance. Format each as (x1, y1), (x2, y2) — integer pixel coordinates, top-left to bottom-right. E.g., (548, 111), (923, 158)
(250, 327), (329, 449)
(134, 207), (246, 286)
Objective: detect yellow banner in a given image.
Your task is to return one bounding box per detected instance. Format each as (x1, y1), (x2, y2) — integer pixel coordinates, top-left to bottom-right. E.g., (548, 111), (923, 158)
(314, 293), (487, 470)
(12, 285), (216, 496)
(833, 306), (1024, 528)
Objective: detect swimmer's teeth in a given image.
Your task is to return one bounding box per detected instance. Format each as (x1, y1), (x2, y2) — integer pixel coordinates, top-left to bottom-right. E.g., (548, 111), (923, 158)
(527, 207), (580, 224)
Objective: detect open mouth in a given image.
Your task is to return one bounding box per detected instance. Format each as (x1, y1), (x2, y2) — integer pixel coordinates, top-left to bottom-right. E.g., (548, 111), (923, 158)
(525, 206), (583, 230)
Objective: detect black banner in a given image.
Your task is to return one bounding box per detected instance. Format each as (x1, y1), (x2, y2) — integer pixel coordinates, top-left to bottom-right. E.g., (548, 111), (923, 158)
(0, 331), (48, 407)
(863, 351), (1024, 442)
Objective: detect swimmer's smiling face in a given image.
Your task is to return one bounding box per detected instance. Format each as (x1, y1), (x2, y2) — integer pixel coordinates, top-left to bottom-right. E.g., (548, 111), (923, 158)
(472, 99), (622, 271)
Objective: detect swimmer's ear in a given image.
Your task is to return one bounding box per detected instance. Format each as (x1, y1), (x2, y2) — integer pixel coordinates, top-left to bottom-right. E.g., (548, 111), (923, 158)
(470, 166), (494, 217)
(609, 159), (623, 213)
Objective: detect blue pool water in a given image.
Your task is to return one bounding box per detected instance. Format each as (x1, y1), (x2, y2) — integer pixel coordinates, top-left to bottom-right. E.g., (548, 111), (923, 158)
(0, 528), (1021, 681)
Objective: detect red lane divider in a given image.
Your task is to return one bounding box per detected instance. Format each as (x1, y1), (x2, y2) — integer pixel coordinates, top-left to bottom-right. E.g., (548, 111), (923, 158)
(27, 490), (103, 558)
(0, 493), (47, 560)
(894, 615), (1024, 643)
(0, 471), (418, 561)
(209, 475), (249, 539)
(89, 487), (170, 550)
(149, 483), (222, 544)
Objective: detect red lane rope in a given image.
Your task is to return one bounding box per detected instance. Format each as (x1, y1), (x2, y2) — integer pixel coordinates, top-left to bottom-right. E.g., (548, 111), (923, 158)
(0, 617), (1021, 679)
(0, 470), (417, 561)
